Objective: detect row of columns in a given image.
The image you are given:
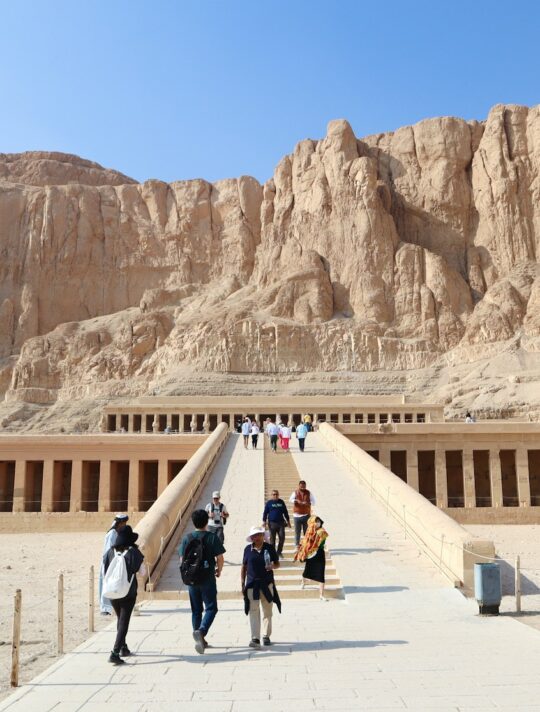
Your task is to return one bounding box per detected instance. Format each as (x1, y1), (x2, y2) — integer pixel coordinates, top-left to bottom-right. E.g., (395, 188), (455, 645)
(376, 445), (532, 507)
(9, 458), (176, 513)
(104, 410), (429, 432)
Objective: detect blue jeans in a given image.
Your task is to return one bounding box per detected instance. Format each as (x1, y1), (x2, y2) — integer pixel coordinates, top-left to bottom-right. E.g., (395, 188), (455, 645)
(188, 578), (218, 635)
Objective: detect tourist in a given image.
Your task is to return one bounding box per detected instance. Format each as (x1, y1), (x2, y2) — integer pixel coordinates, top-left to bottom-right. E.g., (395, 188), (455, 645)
(262, 489), (291, 558)
(102, 525), (146, 664)
(100, 513), (129, 615)
(303, 414), (312, 432)
(279, 422), (292, 451)
(289, 480), (316, 547)
(205, 491), (229, 544)
(241, 526), (281, 648)
(296, 421), (308, 451)
(179, 509), (225, 654)
(251, 421), (260, 449)
(266, 419), (279, 453)
(241, 418), (251, 448)
(295, 515), (329, 601)
(465, 411), (476, 423)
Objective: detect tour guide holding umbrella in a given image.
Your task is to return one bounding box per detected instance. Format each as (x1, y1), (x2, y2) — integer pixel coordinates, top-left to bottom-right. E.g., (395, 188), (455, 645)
(241, 526), (282, 648)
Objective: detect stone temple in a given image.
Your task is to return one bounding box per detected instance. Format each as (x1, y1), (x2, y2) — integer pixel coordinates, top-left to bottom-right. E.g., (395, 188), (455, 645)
(2, 105), (540, 709)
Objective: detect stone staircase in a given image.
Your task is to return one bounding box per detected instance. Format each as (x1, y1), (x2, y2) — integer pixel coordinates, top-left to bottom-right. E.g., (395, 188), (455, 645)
(263, 435), (343, 599)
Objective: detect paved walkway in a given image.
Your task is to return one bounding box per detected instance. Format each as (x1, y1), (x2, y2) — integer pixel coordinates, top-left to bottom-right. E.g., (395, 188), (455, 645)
(4, 433), (540, 710)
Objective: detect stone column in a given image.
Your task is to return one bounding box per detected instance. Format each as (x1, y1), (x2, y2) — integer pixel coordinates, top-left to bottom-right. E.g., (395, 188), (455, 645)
(203, 414), (210, 433)
(152, 415), (159, 433)
(70, 460), (83, 512)
(41, 460), (55, 512)
(379, 446), (391, 471)
(337, 413), (344, 424)
(128, 414), (134, 433)
(100, 414), (108, 432)
(326, 413), (331, 424)
(157, 458), (168, 496)
(435, 448), (448, 508)
(166, 413), (172, 428)
(489, 449), (503, 507)
(12, 460), (26, 513)
(516, 447), (531, 506)
(128, 459), (140, 511)
(190, 415), (197, 433)
(255, 413), (260, 425)
(98, 460), (112, 512)
(463, 447), (476, 508)
(229, 413), (235, 431)
(406, 447), (419, 491)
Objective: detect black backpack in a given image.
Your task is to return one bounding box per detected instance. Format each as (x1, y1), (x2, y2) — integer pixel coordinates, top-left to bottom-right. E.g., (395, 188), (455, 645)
(180, 533), (209, 586)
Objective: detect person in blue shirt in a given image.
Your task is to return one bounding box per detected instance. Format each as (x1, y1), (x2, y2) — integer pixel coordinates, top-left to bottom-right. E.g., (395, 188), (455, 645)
(296, 422), (308, 451)
(262, 490), (291, 558)
(241, 526), (281, 648)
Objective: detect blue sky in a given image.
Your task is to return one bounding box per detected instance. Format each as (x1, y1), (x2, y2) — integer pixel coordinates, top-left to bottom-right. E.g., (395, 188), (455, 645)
(0, 1), (538, 184)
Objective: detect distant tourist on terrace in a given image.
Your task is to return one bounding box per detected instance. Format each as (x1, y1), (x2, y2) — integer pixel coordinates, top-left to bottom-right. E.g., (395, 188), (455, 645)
(266, 420), (279, 452)
(296, 421), (308, 451)
(251, 421), (260, 449)
(241, 418), (251, 448)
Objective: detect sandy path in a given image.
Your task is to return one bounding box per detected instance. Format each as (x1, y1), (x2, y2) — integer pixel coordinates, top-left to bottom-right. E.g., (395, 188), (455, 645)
(0, 532), (113, 700)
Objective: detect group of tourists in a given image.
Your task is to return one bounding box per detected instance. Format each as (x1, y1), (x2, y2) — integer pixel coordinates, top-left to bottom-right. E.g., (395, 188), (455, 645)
(99, 476), (327, 662)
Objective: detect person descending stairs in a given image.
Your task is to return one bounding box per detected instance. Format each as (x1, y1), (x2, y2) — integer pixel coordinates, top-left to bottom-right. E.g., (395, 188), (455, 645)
(262, 433), (342, 598)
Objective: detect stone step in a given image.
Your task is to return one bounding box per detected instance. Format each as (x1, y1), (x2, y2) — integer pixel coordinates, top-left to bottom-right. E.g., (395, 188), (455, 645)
(144, 585), (344, 601)
(275, 575), (341, 587)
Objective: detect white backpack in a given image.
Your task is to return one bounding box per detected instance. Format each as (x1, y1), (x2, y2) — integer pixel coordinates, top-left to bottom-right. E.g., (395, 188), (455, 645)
(103, 551), (133, 599)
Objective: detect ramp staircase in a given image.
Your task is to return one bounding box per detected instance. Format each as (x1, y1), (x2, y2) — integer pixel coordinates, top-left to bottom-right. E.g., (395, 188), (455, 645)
(263, 436), (343, 599)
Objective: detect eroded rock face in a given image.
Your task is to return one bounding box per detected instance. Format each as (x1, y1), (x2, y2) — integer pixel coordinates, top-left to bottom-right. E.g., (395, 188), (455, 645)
(1, 104), (540, 407)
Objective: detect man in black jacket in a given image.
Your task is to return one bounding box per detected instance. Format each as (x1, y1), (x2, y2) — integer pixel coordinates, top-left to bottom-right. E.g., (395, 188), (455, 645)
(262, 489), (291, 558)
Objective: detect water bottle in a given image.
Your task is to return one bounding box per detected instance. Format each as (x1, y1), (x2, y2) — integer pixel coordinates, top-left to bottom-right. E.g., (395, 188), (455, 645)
(264, 549), (272, 571)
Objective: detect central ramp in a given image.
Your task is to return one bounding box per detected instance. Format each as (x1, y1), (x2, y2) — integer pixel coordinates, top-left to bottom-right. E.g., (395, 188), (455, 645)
(153, 433), (263, 598)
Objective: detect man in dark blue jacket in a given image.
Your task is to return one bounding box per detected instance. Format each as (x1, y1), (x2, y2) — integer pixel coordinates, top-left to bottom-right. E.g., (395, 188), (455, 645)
(262, 489), (291, 558)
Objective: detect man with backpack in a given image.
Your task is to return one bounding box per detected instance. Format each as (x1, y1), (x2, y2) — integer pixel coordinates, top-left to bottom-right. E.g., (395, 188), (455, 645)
(205, 491), (229, 544)
(179, 509), (225, 654)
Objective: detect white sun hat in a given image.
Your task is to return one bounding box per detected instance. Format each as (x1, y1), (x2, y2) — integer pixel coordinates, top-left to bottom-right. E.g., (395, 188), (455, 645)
(246, 526), (265, 542)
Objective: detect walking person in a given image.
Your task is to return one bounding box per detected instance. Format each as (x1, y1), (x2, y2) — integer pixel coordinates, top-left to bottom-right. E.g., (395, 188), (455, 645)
(102, 525), (146, 664)
(295, 516), (329, 601)
(279, 422), (292, 451)
(205, 491), (229, 544)
(241, 418), (251, 448)
(296, 421), (308, 451)
(262, 489), (291, 558)
(266, 420), (279, 453)
(100, 513), (129, 615)
(179, 509), (225, 654)
(241, 526), (281, 648)
(251, 421), (260, 449)
(289, 480), (316, 547)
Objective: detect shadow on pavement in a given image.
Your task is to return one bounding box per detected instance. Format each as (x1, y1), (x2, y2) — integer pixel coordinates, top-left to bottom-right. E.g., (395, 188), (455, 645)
(331, 548), (391, 555)
(343, 585), (409, 594)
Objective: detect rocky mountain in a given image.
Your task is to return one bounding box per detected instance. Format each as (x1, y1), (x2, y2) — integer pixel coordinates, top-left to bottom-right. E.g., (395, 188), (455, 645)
(1, 104), (539, 428)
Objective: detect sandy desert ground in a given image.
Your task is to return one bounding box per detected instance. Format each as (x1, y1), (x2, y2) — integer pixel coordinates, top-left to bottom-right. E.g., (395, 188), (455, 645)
(0, 533), (112, 700)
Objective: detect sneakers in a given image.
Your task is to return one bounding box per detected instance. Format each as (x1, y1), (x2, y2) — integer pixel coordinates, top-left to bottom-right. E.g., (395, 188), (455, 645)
(249, 638), (261, 648)
(100, 611), (112, 616)
(262, 636), (271, 646)
(108, 651), (125, 665)
(120, 645), (131, 657)
(192, 629), (205, 654)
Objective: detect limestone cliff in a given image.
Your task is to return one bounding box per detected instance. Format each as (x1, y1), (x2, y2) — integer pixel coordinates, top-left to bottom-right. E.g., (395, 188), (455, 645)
(1, 104), (540, 422)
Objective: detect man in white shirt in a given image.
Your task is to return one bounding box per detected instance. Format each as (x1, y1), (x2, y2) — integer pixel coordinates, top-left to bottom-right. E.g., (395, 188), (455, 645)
(250, 422), (260, 449)
(241, 418), (251, 449)
(266, 420), (279, 453)
(205, 491), (229, 544)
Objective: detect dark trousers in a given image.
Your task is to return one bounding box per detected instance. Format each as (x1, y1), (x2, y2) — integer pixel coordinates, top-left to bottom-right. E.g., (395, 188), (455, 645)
(251, 434), (259, 448)
(298, 437), (305, 451)
(270, 434), (278, 451)
(111, 596), (136, 653)
(188, 578), (218, 635)
(269, 522), (285, 555)
(294, 515), (310, 546)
